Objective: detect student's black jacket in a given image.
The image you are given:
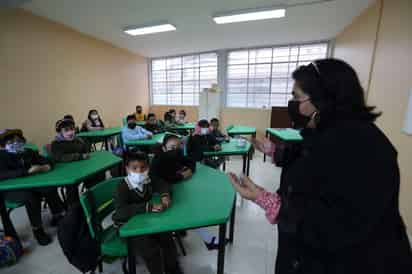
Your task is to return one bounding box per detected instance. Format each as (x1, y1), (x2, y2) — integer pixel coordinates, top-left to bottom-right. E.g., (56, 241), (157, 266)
(150, 150), (196, 184)
(274, 120), (412, 274)
(187, 134), (218, 162)
(0, 149), (51, 181)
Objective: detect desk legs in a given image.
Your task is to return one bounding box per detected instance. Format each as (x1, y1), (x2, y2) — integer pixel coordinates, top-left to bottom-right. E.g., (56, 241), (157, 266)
(0, 192), (21, 246)
(264, 131), (269, 162)
(229, 195), (237, 243)
(246, 150), (251, 177)
(104, 137), (109, 151)
(127, 239), (137, 274)
(242, 155), (247, 174)
(217, 223), (227, 274)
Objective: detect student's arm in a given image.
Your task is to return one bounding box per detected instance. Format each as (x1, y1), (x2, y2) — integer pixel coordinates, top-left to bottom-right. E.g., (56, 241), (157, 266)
(150, 173), (171, 198)
(0, 169), (28, 181)
(140, 126), (153, 136)
(182, 155), (196, 173)
(113, 183), (152, 223)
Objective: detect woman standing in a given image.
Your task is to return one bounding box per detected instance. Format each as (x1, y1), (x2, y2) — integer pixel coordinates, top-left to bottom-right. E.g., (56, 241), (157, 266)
(229, 59), (412, 274)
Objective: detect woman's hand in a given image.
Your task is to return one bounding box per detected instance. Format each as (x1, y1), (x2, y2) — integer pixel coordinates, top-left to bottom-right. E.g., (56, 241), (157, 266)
(228, 172), (265, 201)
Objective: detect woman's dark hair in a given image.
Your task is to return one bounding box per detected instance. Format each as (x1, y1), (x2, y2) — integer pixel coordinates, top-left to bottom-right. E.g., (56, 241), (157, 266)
(147, 113), (156, 119)
(169, 109), (176, 114)
(164, 112), (173, 122)
(292, 58), (381, 125)
(198, 119), (210, 128)
(124, 150), (149, 166)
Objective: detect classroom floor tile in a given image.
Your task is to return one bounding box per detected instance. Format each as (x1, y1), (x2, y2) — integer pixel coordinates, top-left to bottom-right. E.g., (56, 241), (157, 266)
(1, 152), (281, 274)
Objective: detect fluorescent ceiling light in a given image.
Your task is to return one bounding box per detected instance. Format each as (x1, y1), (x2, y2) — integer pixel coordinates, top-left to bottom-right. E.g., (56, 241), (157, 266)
(213, 9), (286, 24)
(124, 24), (176, 36)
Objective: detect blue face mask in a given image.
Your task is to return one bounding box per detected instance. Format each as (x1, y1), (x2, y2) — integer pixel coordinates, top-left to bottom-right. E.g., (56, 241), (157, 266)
(5, 142), (25, 154)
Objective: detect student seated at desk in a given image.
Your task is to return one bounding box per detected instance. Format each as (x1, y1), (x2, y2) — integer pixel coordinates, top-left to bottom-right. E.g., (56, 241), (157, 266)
(51, 118), (103, 204)
(112, 151), (183, 274)
(63, 114), (80, 134)
(187, 120), (223, 169)
(150, 134), (195, 185)
(176, 110), (186, 125)
(163, 111), (176, 130)
(135, 105), (146, 122)
(210, 118), (229, 143)
(122, 114), (153, 143)
(144, 113), (165, 135)
(0, 129), (65, 245)
(81, 109), (104, 132)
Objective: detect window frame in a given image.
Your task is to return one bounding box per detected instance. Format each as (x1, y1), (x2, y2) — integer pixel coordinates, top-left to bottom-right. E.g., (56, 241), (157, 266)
(149, 51), (219, 107)
(225, 41), (330, 109)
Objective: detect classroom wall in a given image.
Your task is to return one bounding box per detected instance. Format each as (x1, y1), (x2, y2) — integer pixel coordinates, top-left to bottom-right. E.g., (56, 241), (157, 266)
(333, 0), (382, 94)
(0, 9), (149, 147)
(334, 0), (412, 234)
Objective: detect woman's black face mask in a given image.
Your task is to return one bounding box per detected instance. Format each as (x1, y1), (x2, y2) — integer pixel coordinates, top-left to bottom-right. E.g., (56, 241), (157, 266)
(288, 100), (312, 129)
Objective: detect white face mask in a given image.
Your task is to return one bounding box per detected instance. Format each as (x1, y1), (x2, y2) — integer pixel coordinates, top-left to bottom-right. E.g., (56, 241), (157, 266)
(91, 114), (99, 120)
(200, 128), (209, 135)
(126, 171), (150, 192)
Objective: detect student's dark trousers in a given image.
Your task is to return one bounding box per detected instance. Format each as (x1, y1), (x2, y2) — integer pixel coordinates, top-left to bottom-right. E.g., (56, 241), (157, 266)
(5, 187), (65, 228)
(130, 233), (178, 274)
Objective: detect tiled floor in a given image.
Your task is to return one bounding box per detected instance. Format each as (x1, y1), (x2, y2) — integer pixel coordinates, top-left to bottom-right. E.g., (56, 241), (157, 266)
(1, 152), (281, 274)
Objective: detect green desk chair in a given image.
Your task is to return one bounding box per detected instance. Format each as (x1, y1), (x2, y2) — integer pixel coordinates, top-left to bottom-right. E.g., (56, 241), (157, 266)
(79, 177), (128, 274)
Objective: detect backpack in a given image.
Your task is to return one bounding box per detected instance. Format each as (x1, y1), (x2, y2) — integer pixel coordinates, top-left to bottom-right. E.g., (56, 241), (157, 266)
(0, 235), (23, 267)
(57, 203), (100, 273)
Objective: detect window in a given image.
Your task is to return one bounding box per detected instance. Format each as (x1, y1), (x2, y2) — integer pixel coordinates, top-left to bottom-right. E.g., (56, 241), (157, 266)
(151, 53), (218, 106)
(226, 43), (328, 108)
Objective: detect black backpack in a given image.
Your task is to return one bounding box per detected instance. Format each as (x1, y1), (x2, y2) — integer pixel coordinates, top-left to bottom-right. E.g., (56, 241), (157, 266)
(57, 203), (100, 273)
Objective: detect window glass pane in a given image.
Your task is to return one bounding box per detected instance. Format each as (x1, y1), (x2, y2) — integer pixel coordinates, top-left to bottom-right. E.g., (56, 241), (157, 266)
(249, 64), (271, 78)
(227, 79), (248, 93)
(167, 70), (181, 82)
(182, 55), (199, 68)
(200, 66), (217, 80)
(227, 93), (247, 107)
(273, 47), (291, 62)
(200, 53), (218, 67)
(248, 78), (271, 93)
(183, 68), (199, 81)
(166, 57), (182, 69)
(228, 51), (248, 65)
(249, 48), (272, 64)
(228, 65), (248, 79)
(152, 59), (166, 71)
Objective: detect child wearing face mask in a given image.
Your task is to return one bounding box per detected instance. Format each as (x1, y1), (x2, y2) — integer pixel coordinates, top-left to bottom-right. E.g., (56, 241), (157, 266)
(0, 129), (65, 246)
(51, 118), (104, 204)
(81, 109), (105, 132)
(150, 134), (196, 185)
(112, 151), (183, 274)
(122, 114), (153, 145)
(187, 120), (223, 169)
(135, 105), (146, 122)
(176, 110), (187, 125)
(144, 113), (165, 135)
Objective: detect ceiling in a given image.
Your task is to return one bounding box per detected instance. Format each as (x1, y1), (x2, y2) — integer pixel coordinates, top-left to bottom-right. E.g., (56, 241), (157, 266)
(21, 0), (373, 57)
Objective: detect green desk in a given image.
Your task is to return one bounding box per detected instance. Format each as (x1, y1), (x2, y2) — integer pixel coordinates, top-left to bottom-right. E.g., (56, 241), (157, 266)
(167, 122), (196, 133)
(77, 127), (122, 151)
(124, 133), (165, 150)
(226, 125), (257, 138)
(264, 128), (303, 162)
(24, 143), (38, 152)
(0, 151), (122, 244)
(204, 138), (253, 176)
(120, 164), (236, 274)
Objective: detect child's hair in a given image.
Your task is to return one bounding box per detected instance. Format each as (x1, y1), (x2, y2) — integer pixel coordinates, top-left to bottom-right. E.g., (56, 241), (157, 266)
(162, 133), (181, 146)
(210, 118), (219, 124)
(198, 119), (210, 128)
(64, 115), (75, 122)
(123, 150), (149, 166)
(179, 110), (186, 116)
(147, 113), (156, 119)
(126, 114), (136, 122)
(169, 109), (176, 114)
(136, 105), (142, 109)
(164, 112), (173, 122)
(56, 118), (75, 132)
